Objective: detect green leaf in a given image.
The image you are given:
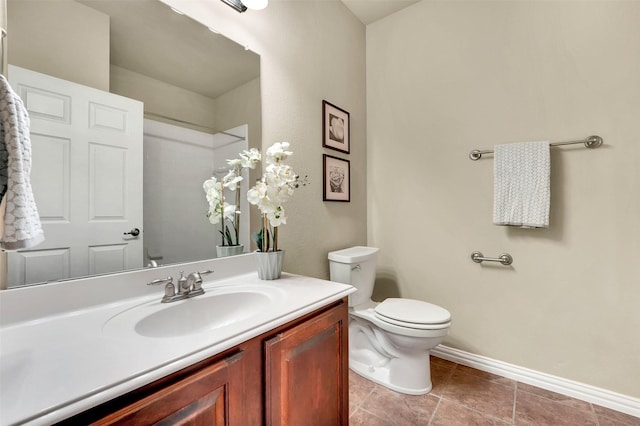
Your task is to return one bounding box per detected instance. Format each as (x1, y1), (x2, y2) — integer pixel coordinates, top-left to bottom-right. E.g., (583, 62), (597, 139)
(252, 227), (271, 252)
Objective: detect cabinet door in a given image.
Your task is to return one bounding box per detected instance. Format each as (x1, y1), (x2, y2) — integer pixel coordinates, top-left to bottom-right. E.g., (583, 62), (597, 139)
(93, 351), (244, 426)
(265, 302), (349, 426)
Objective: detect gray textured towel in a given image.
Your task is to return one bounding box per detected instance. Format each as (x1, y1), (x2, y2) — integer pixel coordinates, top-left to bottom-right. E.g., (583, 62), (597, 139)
(493, 141), (550, 228)
(0, 74), (44, 250)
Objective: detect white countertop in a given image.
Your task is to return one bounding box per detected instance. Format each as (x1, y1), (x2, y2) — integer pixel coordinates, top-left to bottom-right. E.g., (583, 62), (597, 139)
(0, 255), (354, 426)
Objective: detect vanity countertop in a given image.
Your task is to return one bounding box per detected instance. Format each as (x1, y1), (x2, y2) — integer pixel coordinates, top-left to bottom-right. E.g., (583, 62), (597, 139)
(0, 256), (354, 426)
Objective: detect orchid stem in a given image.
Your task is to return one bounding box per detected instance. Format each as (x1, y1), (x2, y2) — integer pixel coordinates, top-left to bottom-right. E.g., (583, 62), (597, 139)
(234, 169), (241, 245)
(273, 226), (278, 252)
(220, 181), (226, 246)
(262, 213), (268, 252)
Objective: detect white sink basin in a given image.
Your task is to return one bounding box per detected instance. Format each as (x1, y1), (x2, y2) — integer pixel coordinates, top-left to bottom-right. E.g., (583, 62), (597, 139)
(103, 285), (284, 338)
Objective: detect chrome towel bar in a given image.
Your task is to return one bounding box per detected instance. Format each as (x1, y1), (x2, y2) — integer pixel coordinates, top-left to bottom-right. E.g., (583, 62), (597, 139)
(471, 251), (513, 266)
(469, 135), (603, 160)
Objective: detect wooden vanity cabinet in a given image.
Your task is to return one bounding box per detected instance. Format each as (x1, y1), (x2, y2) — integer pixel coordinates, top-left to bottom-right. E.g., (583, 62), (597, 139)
(57, 297), (348, 426)
(265, 300), (349, 425)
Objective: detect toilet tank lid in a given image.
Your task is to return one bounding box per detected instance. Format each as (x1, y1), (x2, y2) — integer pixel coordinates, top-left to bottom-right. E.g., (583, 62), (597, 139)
(328, 246), (379, 263)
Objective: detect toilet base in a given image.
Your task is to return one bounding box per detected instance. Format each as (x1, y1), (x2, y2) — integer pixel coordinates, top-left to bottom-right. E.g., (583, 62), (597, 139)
(349, 312), (444, 395)
(349, 358), (433, 395)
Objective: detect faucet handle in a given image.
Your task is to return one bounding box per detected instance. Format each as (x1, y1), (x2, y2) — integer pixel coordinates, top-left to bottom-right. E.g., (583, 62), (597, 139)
(199, 269), (214, 276)
(147, 276), (184, 303)
(147, 276), (173, 286)
(161, 281), (177, 302)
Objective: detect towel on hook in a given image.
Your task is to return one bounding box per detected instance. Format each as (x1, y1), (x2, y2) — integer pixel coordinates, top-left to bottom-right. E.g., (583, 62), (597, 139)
(0, 74), (45, 250)
(493, 141), (550, 228)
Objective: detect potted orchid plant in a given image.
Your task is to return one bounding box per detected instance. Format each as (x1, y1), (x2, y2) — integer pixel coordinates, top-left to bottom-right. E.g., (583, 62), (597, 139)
(247, 142), (298, 279)
(203, 148), (261, 257)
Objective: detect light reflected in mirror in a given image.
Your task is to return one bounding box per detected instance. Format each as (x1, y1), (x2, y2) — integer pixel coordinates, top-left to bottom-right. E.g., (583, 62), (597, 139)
(3, 0), (260, 289)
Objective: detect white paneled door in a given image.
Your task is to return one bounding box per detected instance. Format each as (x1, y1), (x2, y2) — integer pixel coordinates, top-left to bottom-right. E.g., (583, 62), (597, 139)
(7, 65), (143, 286)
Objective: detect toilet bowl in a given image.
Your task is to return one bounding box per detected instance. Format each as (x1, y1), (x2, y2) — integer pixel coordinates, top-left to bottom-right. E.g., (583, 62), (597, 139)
(328, 246), (451, 395)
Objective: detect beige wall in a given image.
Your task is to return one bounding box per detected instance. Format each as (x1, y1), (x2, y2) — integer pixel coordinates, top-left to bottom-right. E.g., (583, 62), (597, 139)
(110, 65), (219, 131)
(7, 0), (109, 91)
(162, 0), (368, 278)
(367, 1), (640, 397)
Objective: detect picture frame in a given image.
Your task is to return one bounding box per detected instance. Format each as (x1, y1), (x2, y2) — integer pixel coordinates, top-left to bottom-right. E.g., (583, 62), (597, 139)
(323, 154), (350, 202)
(322, 100), (350, 154)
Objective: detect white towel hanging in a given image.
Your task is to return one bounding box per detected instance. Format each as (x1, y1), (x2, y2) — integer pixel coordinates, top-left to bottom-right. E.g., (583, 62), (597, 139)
(493, 141), (550, 228)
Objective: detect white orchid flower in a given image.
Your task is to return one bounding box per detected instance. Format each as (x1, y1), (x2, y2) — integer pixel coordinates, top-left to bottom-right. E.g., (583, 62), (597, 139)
(207, 201), (236, 224)
(227, 158), (243, 168)
(239, 148), (261, 169)
(247, 181), (267, 206)
(265, 142), (292, 164)
(246, 142), (302, 250)
(223, 169), (243, 190)
(203, 176), (219, 192)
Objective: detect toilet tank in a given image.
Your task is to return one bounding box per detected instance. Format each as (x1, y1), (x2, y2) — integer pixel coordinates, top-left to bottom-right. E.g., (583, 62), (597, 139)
(328, 246), (379, 307)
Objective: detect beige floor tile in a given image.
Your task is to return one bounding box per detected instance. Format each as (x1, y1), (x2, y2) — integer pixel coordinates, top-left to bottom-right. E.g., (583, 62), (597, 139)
(347, 359), (637, 426)
(359, 384), (439, 426)
(593, 404), (640, 426)
(441, 368), (516, 422)
(431, 399), (511, 426)
(349, 369), (376, 415)
(516, 383), (593, 414)
(430, 356), (456, 397)
(349, 407), (392, 426)
(514, 390), (598, 426)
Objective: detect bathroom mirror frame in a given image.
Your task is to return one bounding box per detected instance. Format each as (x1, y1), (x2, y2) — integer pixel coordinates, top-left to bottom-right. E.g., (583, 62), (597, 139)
(1, 0), (261, 289)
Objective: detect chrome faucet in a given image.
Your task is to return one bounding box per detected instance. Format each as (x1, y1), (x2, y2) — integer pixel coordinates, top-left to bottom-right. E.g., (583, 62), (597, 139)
(147, 270), (214, 303)
(186, 270), (214, 297)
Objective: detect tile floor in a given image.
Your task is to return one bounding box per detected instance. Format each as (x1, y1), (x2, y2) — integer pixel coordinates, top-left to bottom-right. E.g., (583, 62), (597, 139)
(349, 356), (640, 426)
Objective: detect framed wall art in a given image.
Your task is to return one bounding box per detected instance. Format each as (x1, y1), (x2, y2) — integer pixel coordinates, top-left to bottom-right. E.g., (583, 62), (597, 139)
(323, 154), (350, 202)
(322, 100), (350, 154)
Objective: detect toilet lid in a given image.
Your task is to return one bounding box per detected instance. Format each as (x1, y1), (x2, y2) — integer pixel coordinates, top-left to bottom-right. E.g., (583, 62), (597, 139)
(374, 298), (451, 325)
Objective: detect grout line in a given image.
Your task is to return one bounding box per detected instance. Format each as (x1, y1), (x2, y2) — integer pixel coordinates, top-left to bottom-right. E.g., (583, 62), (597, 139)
(350, 385), (377, 415)
(590, 403), (601, 426)
(427, 397), (442, 426)
(513, 381), (518, 425)
(352, 406), (387, 423)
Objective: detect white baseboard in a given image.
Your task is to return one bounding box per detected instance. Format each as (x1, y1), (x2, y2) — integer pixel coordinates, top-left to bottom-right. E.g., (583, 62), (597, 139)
(431, 345), (640, 419)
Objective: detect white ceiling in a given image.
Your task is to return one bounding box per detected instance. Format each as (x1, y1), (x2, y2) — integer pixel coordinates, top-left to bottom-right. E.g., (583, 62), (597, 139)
(340, 0), (420, 25)
(78, 0), (259, 99)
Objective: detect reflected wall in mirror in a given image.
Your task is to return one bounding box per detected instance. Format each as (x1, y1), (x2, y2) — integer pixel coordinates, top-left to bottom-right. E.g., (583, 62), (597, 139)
(2, 0), (261, 289)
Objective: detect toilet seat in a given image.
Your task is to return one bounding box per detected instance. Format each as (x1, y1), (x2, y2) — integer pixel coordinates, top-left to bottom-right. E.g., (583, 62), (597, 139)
(374, 298), (451, 330)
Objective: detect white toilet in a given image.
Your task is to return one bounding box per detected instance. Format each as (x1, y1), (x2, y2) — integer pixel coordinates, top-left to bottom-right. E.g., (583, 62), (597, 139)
(328, 246), (451, 395)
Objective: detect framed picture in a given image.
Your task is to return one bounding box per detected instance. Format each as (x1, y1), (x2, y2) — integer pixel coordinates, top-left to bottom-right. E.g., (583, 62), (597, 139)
(322, 100), (350, 154)
(323, 155), (350, 202)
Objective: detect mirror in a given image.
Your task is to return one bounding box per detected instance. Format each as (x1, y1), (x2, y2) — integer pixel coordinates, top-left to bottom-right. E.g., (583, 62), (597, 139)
(3, 0), (260, 289)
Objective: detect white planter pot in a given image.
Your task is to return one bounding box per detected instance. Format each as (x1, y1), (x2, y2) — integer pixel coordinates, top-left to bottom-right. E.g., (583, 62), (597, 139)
(255, 250), (285, 280)
(216, 244), (244, 258)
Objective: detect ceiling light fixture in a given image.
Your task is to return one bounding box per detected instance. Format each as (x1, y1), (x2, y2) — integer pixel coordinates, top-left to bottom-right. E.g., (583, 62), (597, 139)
(241, 0), (268, 10)
(220, 0), (247, 13)
(220, 0), (268, 13)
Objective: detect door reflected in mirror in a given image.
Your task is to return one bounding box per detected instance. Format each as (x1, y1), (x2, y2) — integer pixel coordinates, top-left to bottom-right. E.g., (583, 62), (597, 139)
(3, 0), (261, 289)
